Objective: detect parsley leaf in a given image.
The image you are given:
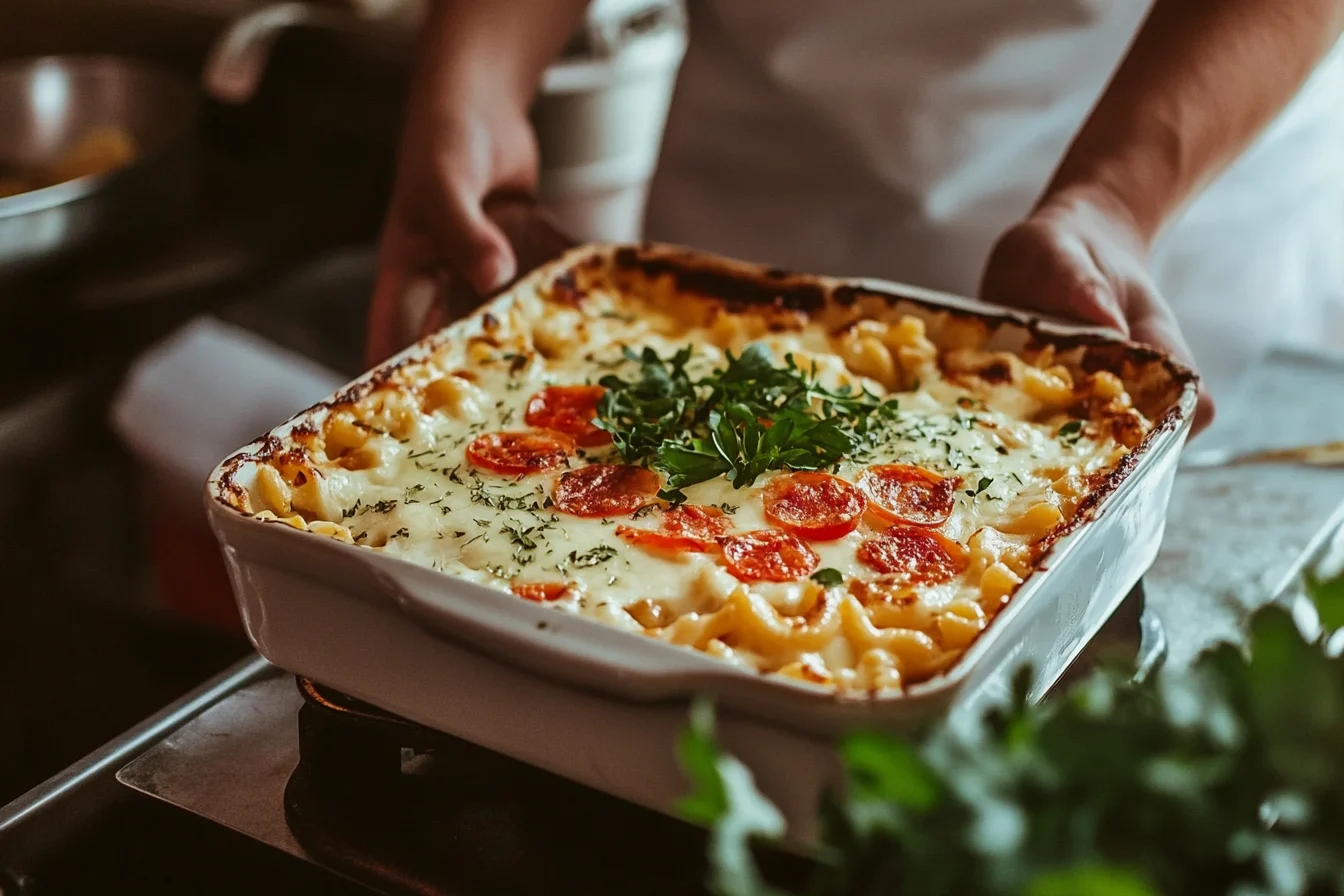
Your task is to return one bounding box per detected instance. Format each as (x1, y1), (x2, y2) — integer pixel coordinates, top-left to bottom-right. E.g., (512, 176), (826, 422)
(1058, 420), (1084, 445)
(596, 344), (900, 492)
(676, 701), (786, 896)
(811, 568), (845, 588)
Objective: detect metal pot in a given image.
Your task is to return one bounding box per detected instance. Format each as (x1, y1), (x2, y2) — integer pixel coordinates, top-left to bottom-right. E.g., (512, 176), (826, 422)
(0, 55), (199, 279)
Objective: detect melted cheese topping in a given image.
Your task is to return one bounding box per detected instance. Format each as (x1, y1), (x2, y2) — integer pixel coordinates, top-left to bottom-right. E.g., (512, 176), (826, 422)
(237, 262), (1154, 695)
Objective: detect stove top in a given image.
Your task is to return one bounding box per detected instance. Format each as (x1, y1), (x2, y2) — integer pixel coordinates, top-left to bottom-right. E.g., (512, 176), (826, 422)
(0, 582), (1156, 894)
(97, 584), (1157, 895)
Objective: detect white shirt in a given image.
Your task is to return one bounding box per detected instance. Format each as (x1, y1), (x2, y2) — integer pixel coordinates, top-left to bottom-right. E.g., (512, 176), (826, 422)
(645, 0), (1344, 401)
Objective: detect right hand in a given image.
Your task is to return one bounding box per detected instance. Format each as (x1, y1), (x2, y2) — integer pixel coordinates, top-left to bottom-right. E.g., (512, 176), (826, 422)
(365, 80), (539, 366)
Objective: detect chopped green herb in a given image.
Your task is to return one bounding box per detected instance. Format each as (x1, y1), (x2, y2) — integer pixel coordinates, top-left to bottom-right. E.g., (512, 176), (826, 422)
(965, 475), (993, 498)
(558, 545), (619, 574)
(500, 352), (530, 375)
(811, 568), (844, 588)
(469, 479), (536, 512)
(1058, 420), (1084, 445)
(595, 344), (900, 492)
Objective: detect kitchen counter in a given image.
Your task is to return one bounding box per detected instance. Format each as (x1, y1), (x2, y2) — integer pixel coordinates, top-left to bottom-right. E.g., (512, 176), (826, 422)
(1147, 346), (1344, 666)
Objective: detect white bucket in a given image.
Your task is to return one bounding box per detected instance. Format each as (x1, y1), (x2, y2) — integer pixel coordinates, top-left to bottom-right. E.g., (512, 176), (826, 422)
(534, 22), (687, 242)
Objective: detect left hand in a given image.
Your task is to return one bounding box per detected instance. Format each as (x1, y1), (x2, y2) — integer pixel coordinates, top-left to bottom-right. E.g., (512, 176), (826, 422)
(980, 184), (1215, 436)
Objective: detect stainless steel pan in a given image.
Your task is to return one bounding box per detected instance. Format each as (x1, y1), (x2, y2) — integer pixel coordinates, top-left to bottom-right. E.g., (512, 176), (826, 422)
(0, 55), (199, 278)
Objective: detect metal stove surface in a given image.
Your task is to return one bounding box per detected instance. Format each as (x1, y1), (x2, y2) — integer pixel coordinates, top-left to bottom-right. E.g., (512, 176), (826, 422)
(108, 585), (1156, 896)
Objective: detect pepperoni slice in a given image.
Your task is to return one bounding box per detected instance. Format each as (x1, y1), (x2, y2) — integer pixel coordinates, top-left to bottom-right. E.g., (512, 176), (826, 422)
(553, 464), (660, 517)
(524, 385), (611, 447)
(858, 464), (957, 527)
(856, 527), (967, 585)
(466, 430), (573, 475)
(617, 504), (732, 553)
(512, 582), (570, 602)
(762, 472), (865, 541)
(720, 529), (820, 582)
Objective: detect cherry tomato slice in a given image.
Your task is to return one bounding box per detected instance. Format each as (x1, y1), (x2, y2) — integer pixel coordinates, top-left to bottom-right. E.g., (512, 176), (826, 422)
(524, 385), (611, 447)
(553, 464), (660, 517)
(855, 527), (967, 585)
(466, 430), (574, 475)
(511, 582), (570, 602)
(762, 472), (866, 541)
(720, 529), (820, 583)
(617, 504), (731, 553)
(857, 464), (957, 527)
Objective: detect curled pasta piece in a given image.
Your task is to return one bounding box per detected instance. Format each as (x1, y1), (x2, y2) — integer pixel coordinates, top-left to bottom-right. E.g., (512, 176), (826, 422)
(322, 413), (370, 460)
(254, 510), (308, 531)
(423, 374), (489, 421)
(978, 562), (1023, 607)
(627, 598), (675, 629)
(776, 654), (834, 687)
(936, 599), (987, 650)
(307, 521), (355, 544)
(849, 579), (935, 632)
(936, 315), (989, 351)
(838, 595), (941, 679)
(835, 322), (900, 391)
(660, 603), (739, 651)
(531, 308), (585, 358)
(708, 310), (768, 348)
(858, 648), (904, 692)
(1000, 501), (1065, 539)
(1020, 365), (1075, 407)
(728, 588), (842, 655)
(254, 464), (292, 515)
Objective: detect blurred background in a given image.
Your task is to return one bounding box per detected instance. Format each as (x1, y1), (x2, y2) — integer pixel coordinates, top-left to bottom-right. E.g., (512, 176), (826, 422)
(0, 0), (686, 805)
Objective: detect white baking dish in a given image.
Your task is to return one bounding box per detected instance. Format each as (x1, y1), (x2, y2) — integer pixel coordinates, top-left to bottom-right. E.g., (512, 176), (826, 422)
(204, 243), (1197, 832)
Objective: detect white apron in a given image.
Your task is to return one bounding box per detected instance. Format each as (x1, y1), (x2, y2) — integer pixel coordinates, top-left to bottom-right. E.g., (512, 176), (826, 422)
(644, 0), (1344, 403)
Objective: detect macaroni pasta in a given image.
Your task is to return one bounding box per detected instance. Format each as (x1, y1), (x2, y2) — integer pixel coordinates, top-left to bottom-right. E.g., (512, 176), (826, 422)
(219, 246), (1185, 695)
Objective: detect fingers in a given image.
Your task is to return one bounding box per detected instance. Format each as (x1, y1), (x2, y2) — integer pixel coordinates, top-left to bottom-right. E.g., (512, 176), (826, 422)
(1127, 296), (1217, 438)
(365, 222), (428, 368)
(428, 185), (518, 298)
(980, 220), (1128, 335)
(983, 215), (1214, 438)
(365, 184), (522, 367)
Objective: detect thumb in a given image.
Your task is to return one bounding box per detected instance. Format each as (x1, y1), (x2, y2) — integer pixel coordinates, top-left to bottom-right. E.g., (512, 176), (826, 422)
(1128, 301), (1216, 437)
(429, 185), (518, 298)
(981, 222), (1128, 335)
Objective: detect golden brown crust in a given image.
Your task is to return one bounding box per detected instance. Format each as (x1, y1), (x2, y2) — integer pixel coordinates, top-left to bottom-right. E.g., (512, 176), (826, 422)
(213, 243), (1195, 526)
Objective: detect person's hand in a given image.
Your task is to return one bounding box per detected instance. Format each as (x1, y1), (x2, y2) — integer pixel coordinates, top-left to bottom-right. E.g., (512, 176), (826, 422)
(980, 185), (1215, 436)
(365, 77), (538, 366)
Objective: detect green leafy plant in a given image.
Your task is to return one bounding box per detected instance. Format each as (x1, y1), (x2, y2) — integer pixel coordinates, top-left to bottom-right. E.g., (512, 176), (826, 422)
(594, 344), (901, 501)
(679, 571), (1344, 896)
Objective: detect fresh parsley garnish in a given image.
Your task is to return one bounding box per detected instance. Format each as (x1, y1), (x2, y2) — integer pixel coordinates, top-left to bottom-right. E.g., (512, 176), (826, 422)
(556, 544), (620, 575)
(595, 344), (900, 492)
(964, 475), (993, 498)
(679, 577), (1344, 896)
(810, 568), (844, 588)
(1058, 420), (1084, 445)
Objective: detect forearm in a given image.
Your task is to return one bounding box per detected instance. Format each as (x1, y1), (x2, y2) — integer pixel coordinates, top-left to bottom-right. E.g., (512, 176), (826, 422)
(411, 0), (591, 111)
(1044, 0), (1344, 246)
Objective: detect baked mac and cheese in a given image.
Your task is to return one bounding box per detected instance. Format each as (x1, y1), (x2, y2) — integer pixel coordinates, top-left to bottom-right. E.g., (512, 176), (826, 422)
(219, 246), (1186, 695)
